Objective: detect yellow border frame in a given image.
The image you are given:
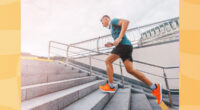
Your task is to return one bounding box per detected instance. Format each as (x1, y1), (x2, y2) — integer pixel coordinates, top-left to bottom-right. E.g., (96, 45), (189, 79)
(0, 0), (21, 109)
(1, 0), (200, 109)
(180, 0), (200, 109)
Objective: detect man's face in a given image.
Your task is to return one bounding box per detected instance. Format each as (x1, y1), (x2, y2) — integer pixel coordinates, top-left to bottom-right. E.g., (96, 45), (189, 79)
(101, 17), (110, 27)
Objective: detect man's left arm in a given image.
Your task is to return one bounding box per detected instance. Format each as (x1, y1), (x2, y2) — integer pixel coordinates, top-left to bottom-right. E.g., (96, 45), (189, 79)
(113, 19), (130, 46)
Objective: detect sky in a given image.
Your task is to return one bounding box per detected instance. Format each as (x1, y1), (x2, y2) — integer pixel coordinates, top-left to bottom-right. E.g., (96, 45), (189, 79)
(21, 0), (179, 57)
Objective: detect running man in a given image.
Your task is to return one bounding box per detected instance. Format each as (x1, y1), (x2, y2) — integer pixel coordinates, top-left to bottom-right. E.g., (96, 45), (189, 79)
(99, 15), (162, 104)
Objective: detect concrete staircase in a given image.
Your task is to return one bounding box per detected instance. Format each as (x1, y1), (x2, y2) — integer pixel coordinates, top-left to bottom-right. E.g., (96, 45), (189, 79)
(21, 59), (178, 110)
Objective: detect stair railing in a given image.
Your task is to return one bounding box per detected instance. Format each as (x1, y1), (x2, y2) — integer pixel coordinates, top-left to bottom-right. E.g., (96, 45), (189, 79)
(48, 40), (178, 107)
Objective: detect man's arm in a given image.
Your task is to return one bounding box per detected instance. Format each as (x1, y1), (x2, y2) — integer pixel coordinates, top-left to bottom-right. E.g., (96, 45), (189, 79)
(113, 19), (130, 46)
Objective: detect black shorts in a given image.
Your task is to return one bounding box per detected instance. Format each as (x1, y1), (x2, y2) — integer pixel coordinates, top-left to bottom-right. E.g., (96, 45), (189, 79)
(111, 44), (133, 62)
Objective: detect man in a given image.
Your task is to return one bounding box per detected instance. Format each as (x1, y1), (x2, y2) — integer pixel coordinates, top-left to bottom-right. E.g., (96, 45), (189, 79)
(99, 15), (162, 104)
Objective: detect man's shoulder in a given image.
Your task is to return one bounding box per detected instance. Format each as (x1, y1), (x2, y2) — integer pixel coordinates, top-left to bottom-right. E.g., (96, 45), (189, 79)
(111, 18), (120, 25)
(111, 18), (120, 21)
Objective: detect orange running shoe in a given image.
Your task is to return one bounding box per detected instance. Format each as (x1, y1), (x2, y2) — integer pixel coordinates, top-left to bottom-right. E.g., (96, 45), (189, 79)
(99, 83), (115, 93)
(152, 83), (162, 104)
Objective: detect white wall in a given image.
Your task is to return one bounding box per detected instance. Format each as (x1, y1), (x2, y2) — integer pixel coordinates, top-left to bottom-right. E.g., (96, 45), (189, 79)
(73, 41), (179, 89)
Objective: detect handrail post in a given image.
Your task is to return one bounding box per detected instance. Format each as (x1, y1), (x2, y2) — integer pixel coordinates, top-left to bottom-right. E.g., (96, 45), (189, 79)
(119, 60), (125, 88)
(97, 37), (100, 52)
(137, 27), (142, 38)
(163, 68), (173, 107)
(48, 41), (51, 60)
(66, 46), (70, 62)
(137, 27), (142, 47)
(89, 54), (92, 76)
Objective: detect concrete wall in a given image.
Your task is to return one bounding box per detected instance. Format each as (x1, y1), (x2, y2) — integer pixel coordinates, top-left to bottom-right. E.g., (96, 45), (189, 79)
(73, 41), (179, 89)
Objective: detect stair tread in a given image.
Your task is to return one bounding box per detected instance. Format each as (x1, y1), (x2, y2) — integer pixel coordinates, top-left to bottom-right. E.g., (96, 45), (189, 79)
(21, 76), (97, 101)
(22, 76), (95, 89)
(169, 106), (179, 110)
(21, 80), (104, 110)
(148, 99), (162, 110)
(103, 88), (131, 110)
(63, 85), (118, 110)
(163, 94), (179, 106)
(21, 72), (89, 86)
(131, 93), (153, 110)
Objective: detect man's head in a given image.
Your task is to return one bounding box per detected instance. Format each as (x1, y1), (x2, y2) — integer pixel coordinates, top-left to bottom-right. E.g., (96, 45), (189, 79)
(101, 15), (110, 28)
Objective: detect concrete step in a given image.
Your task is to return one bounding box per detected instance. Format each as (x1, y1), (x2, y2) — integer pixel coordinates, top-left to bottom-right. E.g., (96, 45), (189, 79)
(162, 94), (179, 106)
(103, 88), (131, 110)
(21, 72), (89, 86)
(131, 88), (156, 99)
(47, 72), (88, 82)
(142, 87), (152, 93)
(22, 66), (80, 75)
(148, 99), (162, 110)
(131, 93), (153, 110)
(21, 76), (96, 101)
(21, 80), (105, 110)
(169, 106), (179, 110)
(63, 85), (118, 110)
(22, 60), (80, 75)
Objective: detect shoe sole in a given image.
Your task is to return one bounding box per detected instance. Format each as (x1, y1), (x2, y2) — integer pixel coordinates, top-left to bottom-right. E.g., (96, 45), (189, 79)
(159, 83), (163, 104)
(99, 88), (116, 93)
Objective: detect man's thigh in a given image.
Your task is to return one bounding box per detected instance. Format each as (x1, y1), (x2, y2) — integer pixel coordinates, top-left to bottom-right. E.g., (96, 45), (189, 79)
(123, 59), (134, 72)
(106, 54), (120, 63)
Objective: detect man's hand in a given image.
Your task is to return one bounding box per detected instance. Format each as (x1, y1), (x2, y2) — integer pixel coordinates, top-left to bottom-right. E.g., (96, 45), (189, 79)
(105, 42), (113, 48)
(113, 38), (122, 46)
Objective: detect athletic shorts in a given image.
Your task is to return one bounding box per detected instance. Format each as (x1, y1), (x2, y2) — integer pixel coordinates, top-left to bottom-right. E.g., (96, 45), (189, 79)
(111, 44), (133, 62)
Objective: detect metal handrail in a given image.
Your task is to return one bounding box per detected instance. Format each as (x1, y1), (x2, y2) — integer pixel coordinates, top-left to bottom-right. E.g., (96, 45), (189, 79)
(49, 41), (126, 85)
(49, 41), (109, 55)
(50, 44), (179, 80)
(50, 41), (179, 70)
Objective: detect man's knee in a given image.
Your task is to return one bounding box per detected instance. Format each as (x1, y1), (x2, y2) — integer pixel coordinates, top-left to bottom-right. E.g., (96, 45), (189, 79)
(126, 68), (133, 73)
(125, 65), (134, 73)
(105, 58), (112, 65)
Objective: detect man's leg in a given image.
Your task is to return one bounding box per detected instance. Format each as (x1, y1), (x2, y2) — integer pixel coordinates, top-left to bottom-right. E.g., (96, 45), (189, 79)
(99, 54), (119, 93)
(123, 59), (153, 86)
(123, 59), (162, 104)
(105, 54), (120, 83)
